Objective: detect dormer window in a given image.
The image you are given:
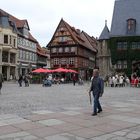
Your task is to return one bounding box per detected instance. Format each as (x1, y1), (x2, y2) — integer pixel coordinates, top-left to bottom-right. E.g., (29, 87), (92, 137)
(127, 18), (136, 34)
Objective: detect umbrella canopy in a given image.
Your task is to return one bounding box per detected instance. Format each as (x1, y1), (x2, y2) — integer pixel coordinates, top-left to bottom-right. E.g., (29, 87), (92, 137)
(32, 68), (51, 73)
(68, 69), (78, 73)
(53, 68), (69, 73)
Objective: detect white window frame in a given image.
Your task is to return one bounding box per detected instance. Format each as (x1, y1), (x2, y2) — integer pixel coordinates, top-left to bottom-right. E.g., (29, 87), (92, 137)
(54, 58), (59, 65)
(69, 57), (74, 65)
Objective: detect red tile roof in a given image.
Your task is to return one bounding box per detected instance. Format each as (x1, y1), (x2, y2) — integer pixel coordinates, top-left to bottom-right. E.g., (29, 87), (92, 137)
(0, 9), (37, 42)
(48, 19), (97, 53)
(37, 43), (48, 57)
(63, 19), (97, 52)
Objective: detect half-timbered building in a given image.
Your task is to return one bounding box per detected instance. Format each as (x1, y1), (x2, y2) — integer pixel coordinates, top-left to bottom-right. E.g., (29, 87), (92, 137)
(47, 19), (97, 80)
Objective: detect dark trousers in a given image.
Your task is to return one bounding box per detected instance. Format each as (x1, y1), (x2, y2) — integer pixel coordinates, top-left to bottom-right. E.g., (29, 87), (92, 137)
(93, 94), (102, 113)
(18, 81), (22, 87)
(73, 80), (76, 86)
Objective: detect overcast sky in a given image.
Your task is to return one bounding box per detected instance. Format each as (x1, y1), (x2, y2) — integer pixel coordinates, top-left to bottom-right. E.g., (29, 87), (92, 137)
(1, 0), (115, 47)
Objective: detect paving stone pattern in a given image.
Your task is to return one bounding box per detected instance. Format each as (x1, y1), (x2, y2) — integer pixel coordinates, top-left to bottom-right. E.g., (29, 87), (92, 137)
(0, 82), (139, 139)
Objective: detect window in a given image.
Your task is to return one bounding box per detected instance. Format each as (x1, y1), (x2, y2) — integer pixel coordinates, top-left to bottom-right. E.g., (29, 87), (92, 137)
(2, 51), (8, 62)
(33, 53), (37, 61)
(138, 42), (140, 49)
(69, 58), (74, 65)
(117, 61), (122, 69)
(26, 40), (29, 46)
(116, 60), (127, 69)
(4, 35), (8, 44)
(123, 61), (127, 69)
(20, 50), (23, 59)
(54, 58), (59, 65)
(20, 38), (23, 45)
(59, 36), (67, 42)
(52, 48), (57, 53)
(132, 42), (137, 49)
(23, 39), (25, 46)
(117, 42), (127, 50)
(131, 42), (140, 49)
(61, 58), (67, 65)
(127, 19), (136, 34)
(71, 47), (75, 52)
(29, 52), (32, 60)
(10, 53), (16, 63)
(31, 53), (33, 61)
(26, 51), (29, 60)
(13, 38), (16, 47)
(58, 47), (63, 53)
(65, 47), (69, 52)
(23, 51), (26, 60)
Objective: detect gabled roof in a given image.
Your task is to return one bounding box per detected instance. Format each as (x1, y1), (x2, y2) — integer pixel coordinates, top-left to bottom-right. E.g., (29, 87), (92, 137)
(48, 19), (97, 53)
(37, 43), (48, 57)
(0, 9), (30, 30)
(99, 22), (110, 40)
(110, 0), (140, 37)
(81, 31), (97, 52)
(63, 19), (97, 52)
(0, 9), (7, 17)
(0, 9), (37, 42)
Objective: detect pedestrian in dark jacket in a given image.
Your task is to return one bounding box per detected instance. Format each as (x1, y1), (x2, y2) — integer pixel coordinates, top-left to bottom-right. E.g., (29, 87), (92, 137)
(24, 75), (29, 87)
(72, 74), (77, 86)
(0, 73), (4, 94)
(89, 69), (104, 116)
(18, 75), (23, 87)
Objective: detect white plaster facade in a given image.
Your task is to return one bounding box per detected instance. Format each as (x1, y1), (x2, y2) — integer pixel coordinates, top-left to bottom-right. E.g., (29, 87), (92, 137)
(0, 27), (18, 80)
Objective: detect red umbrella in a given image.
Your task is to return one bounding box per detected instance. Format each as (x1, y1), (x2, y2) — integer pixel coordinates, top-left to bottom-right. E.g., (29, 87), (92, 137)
(32, 68), (51, 73)
(53, 68), (69, 73)
(67, 69), (78, 73)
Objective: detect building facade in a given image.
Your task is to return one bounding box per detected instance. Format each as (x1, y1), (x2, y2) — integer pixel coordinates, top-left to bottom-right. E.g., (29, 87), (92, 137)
(99, 0), (140, 77)
(0, 9), (48, 80)
(8, 13), (38, 76)
(47, 19), (97, 80)
(0, 11), (18, 80)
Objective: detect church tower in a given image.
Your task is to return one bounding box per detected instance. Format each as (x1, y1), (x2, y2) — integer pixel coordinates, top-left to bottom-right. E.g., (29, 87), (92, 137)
(97, 20), (112, 78)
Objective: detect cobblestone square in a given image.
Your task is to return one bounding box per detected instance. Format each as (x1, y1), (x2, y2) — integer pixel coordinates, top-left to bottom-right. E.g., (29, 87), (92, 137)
(0, 82), (140, 139)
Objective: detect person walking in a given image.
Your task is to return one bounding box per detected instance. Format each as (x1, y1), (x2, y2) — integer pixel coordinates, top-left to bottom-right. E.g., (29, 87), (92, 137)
(0, 73), (4, 94)
(72, 74), (77, 86)
(18, 75), (23, 87)
(89, 69), (104, 116)
(24, 75), (29, 87)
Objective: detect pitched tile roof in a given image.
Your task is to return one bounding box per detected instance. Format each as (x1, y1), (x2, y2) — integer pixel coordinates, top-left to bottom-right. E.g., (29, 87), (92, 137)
(110, 0), (140, 37)
(37, 43), (48, 57)
(0, 9), (7, 17)
(81, 31), (97, 52)
(48, 19), (97, 53)
(0, 9), (37, 42)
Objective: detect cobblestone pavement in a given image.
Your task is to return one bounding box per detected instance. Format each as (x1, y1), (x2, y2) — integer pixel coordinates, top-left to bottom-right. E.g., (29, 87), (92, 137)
(0, 82), (140, 140)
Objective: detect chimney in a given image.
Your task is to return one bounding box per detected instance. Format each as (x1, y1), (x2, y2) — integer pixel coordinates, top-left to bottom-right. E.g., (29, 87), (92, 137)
(76, 29), (81, 34)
